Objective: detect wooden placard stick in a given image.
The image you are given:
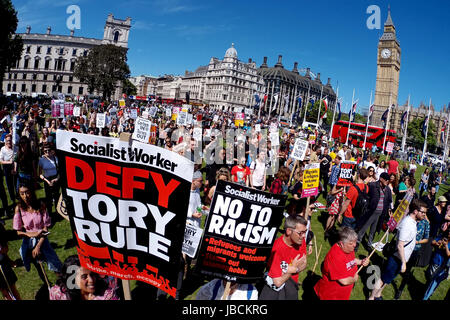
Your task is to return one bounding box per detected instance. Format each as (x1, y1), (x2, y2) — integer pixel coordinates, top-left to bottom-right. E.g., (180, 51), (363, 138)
(356, 230), (390, 275)
(122, 279), (132, 300)
(222, 281), (231, 300)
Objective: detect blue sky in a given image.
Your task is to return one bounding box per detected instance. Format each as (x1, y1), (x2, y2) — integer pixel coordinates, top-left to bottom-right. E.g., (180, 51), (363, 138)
(12, 0), (450, 113)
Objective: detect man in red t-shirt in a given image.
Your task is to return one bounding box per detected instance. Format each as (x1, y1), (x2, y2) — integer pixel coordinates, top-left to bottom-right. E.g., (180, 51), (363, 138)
(314, 227), (369, 300)
(259, 216), (308, 300)
(338, 168), (369, 229)
(231, 157), (251, 186)
(387, 155), (399, 176)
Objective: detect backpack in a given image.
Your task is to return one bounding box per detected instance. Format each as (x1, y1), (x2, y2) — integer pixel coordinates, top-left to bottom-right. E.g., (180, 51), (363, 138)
(352, 184), (369, 219)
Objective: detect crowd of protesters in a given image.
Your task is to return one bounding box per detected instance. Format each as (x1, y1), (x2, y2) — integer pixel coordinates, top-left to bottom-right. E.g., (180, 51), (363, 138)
(0, 96), (449, 301)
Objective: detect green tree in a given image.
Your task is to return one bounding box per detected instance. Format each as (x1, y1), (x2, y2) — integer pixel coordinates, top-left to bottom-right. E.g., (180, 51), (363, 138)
(122, 78), (137, 96)
(0, 0), (23, 94)
(407, 118), (437, 150)
(74, 44), (130, 100)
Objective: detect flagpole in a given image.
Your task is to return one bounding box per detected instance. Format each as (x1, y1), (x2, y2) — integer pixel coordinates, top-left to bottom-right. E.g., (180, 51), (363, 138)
(363, 90), (373, 150)
(303, 83), (311, 125)
(444, 104), (450, 161)
(329, 84), (339, 140)
(316, 85), (323, 126)
(346, 89), (355, 145)
(382, 93), (393, 153)
(421, 98), (432, 165)
(401, 94), (411, 153)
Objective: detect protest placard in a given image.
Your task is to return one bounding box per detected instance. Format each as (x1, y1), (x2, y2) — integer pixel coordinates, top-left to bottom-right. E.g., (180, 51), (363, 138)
(73, 106), (81, 117)
(149, 106), (158, 118)
(177, 111), (188, 126)
(255, 124), (261, 132)
(119, 99), (126, 108)
(193, 127), (203, 141)
(51, 100), (62, 118)
(301, 163), (320, 198)
(387, 189), (414, 232)
(186, 113), (193, 125)
(291, 139), (309, 161)
(386, 142), (394, 153)
(165, 108), (171, 118)
(129, 108), (138, 119)
(269, 131), (279, 146)
(213, 115), (219, 122)
(337, 161), (357, 187)
(64, 103), (74, 116)
(244, 108), (253, 116)
(182, 224), (204, 259)
(56, 130), (194, 298)
(235, 113), (245, 127)
(195, 180), (287, 283)
(132, 117), (151, 143)
(96, 113), (106, 128)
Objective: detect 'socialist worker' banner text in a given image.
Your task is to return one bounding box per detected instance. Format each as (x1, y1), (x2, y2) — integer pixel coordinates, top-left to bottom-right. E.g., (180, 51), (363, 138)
(195, 180), (287, 283)
(56, 130), (194, 298)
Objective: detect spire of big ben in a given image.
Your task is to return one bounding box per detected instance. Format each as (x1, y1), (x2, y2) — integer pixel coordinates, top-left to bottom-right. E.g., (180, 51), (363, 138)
(385, 5), (395, 28)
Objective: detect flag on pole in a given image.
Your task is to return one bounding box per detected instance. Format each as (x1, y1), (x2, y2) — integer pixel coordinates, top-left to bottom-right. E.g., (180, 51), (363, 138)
(441, 120), (447, 143)
(271, 93), (279, 113)
(337, 101), (342, 122)
(284, 94), (290, 114)
(297, 96), (302, 108)
(400, 111), (408, 132)
(422, 115), (429, 137)
(320, 97), (328, 119)
(254, 93), (261, 108)
(348, 102), (357, 122)
(369, 104), (375, 118)
(381, 107), (389, 128)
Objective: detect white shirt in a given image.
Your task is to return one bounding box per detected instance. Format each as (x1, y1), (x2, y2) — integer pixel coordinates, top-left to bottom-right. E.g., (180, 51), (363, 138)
(186, 189), (202, 228)
(409, 163), (417, 173)
(337, 149), (346, 160)
(0, 146), (14, 162)
(363, 161), (376, 170)
(250, 159), (266, 187)
(395, 215), (417, 262)
(195, 279), (258, 300)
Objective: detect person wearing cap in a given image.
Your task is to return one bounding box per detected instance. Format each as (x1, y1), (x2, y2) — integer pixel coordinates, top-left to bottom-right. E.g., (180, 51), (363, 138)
(186, 171), (208, 228)
(355, 172), (393, 250)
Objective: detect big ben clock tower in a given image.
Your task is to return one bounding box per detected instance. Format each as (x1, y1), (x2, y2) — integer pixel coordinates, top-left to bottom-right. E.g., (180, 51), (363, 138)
(372, 8), (401, 127)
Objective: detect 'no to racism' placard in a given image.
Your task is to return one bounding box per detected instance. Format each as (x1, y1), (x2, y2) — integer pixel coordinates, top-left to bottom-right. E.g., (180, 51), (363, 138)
(195, 180), (287, 283)
(56, 130), (194, 298)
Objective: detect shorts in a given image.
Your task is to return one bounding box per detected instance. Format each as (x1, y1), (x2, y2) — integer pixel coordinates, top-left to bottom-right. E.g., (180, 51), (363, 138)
(381, 255), (402, 284)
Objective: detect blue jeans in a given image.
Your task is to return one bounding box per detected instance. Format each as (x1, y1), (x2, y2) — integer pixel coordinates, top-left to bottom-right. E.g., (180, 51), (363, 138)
(342, 216), (356, 229)
(19, 237), (62, 273)
(423, 264), (449, 300)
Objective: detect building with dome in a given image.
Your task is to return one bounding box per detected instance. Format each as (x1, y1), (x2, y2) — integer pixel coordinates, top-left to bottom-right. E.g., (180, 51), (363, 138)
(2, 14), (131, 100)
(182, 43), (265, 110)
(257, 55), (337, 119)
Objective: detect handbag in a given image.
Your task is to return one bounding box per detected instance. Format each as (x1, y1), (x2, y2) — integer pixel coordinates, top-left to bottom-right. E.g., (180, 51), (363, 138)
(382, 232), (414, 258)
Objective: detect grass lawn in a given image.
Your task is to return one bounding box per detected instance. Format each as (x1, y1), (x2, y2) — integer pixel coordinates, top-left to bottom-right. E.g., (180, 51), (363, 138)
(1, 158), (449, 300)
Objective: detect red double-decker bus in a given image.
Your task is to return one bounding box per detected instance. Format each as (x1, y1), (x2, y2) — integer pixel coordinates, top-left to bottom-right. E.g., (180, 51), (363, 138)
(331, 120), (396, 150)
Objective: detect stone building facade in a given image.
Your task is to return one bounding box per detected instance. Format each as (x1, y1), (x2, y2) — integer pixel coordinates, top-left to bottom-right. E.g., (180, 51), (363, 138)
(2, 14), (131, 100)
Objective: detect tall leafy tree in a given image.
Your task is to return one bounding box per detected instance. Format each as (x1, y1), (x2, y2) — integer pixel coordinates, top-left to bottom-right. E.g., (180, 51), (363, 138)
(407, 118), (437, 150)
(0, 0), (23, 94)
(74, 44), (130, 100)
(122, 78), (137, 96)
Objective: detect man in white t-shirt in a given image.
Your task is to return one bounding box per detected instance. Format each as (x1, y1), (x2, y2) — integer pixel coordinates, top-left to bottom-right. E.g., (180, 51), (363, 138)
(337, 145), (347, 161)
(250, 152), (267, 190)
(409, 159), (417, 176)
(186, 171), (206, 228)
(369, 199), (428, 300)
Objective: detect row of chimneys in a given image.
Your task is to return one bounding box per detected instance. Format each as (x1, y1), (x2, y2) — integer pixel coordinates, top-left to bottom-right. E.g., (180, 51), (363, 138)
(26, 26), (75, 36)
(256, 55), (331, 85)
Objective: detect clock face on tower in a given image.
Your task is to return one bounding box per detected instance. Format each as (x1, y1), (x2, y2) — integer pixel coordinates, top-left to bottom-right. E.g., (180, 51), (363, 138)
(381, 48), (391, 59)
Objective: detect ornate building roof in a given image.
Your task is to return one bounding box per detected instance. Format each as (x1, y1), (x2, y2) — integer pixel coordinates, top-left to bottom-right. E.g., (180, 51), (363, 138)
(257, 55), (335, 97)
